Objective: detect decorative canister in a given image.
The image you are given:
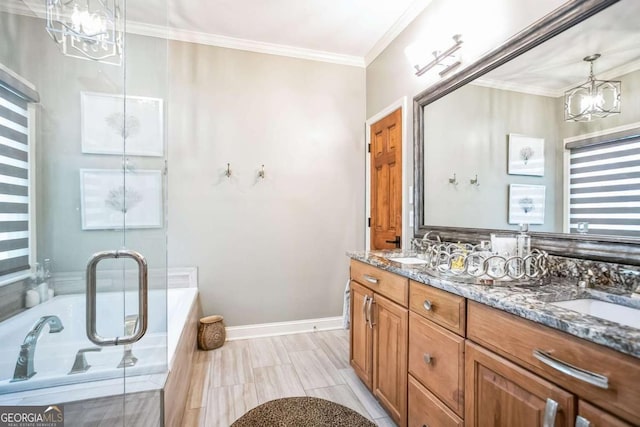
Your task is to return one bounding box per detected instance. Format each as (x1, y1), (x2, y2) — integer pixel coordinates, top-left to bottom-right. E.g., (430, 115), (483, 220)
(198, 315), (226, 350)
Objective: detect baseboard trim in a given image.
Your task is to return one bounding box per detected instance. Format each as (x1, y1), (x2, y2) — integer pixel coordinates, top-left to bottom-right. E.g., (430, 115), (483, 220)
(225, 316), (344, 341)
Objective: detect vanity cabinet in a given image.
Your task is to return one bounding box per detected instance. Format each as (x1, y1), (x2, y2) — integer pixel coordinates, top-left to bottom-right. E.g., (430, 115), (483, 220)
(349, 258), (640, 426)
(350, 280), (373, 389)
(577, 400), (633, 427)
(465, 341), (575, 426)
(349, 260), (408, 427)
(408, 280), (466, 426)
(467, 301), (640, 426)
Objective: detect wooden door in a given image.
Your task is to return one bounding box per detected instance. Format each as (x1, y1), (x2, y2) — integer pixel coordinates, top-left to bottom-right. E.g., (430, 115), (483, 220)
(577, 400), (633, 427)
(350, 280), (373, 389)
(465, 342), (575, 427)
(373, 293), (408, 427)
(370, 108), (402, 250)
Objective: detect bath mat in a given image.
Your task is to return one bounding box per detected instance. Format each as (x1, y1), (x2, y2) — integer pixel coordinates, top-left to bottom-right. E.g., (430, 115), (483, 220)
(230, 396), (376, 427)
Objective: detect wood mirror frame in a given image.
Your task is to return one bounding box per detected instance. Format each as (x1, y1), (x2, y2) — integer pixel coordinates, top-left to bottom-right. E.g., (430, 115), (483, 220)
(412, 0), (640, 265)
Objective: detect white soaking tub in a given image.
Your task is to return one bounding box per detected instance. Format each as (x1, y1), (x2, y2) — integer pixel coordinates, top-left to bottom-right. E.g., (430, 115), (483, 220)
(0, 287), (197, 395)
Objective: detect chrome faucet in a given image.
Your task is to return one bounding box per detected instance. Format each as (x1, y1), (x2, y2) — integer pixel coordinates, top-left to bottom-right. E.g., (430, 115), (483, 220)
(12, 315), (64, 382)
(68, 347), (101, 374)
(117, 314), (139, 368)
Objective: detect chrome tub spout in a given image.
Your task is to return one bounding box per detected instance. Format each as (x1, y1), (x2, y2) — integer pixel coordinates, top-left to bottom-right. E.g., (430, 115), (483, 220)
(12, 315), (64, 382)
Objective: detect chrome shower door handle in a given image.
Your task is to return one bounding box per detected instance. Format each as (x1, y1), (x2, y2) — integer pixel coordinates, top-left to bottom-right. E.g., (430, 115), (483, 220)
(86, 249), (149, 347)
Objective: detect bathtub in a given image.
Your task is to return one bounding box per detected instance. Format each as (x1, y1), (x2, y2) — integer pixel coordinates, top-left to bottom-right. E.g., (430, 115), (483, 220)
(0, 287), (197, 395)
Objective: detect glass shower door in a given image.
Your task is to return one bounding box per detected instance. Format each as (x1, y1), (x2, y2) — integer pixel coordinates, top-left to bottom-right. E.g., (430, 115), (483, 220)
(0, 1), (168, 425)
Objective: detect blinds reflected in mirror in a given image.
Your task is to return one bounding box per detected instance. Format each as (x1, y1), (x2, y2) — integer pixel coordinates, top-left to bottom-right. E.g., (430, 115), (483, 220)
(569, 136), (640, 238)
(0, 85), (30, 275)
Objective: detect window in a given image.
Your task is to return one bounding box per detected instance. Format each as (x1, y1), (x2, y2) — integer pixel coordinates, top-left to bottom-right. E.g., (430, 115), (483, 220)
(0, 67), (37, 283)
(567, 132), (640, 238)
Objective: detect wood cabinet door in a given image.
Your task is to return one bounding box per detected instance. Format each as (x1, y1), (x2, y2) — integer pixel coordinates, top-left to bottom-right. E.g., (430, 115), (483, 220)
(465, 342), (575, 427)
(373, 293), (408, 427)
(350, 280), (373, 389)
(577, 400), (633, 427)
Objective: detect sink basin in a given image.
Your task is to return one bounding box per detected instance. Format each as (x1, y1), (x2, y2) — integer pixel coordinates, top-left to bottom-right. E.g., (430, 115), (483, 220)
(550, 299), (640, 329)
(389, 257), (428, 265)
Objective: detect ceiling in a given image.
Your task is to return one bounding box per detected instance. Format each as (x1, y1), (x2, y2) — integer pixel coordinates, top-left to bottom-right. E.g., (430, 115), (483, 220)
(476, 0), (640, 96)
(3, 0), (432, 66)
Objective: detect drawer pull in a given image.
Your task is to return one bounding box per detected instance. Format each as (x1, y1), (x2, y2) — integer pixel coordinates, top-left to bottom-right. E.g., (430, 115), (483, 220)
(575, 416), (591, 427)
(423, 353), (433, 364)
(543, 398), (558, 427)
(533, 349), (609, 389)
(423, 300), (432, 311)
(363, 274), (379, 284)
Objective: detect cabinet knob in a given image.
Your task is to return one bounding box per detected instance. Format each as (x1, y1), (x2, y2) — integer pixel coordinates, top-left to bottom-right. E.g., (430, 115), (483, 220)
(423, 353), (433, 364)
(423, 300), (432, 311)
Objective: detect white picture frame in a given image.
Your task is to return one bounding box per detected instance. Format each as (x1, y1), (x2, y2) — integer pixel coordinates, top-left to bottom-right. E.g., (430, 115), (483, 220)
(509, 184), (545, 225)
(80, 169), (163, 230)
(508, 134), (544, 176)
(81, 92), (164, 157)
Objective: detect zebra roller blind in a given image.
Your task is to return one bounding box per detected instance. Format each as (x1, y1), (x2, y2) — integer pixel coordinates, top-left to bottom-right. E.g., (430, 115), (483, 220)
(569, 135), (640, 237)
(0, 85), (30, 275)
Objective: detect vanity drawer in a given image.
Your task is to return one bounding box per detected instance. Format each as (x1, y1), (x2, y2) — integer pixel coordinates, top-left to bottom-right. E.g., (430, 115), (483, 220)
(350, 260), (408, 307)
(408, 312), (465, 417)
(409, 280), (465, 336)
(408, 375), (463, 427)
(468, 301), (640, 425)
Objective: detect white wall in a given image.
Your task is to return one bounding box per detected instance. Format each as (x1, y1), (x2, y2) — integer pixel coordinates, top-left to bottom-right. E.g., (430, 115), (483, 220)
(1, 13), (365, 326)
(167, 42), (365, 326)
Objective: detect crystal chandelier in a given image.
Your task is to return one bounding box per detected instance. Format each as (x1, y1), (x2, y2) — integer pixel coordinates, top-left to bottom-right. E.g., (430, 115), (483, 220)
(564, 54), (621, 122)
(45, 0), (123, 66)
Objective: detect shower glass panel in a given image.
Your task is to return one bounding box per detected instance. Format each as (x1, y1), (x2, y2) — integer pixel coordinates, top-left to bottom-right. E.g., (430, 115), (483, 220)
(0, 0), (168, 424)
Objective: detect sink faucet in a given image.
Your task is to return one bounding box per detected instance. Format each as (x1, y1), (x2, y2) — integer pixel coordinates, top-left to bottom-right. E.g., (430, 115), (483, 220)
(12, 315), (64, 382)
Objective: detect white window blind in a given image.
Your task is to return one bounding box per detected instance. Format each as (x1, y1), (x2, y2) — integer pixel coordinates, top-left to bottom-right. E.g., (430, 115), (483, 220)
(569, 135), (640, 237)
(0, 85), (30, 275)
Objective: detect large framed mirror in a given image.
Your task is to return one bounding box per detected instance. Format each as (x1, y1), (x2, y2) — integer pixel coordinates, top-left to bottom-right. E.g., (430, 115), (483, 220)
(414, 0), (640, 265)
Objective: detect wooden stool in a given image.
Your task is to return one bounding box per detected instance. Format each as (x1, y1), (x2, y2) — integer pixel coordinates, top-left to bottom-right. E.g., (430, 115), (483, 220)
(197, 315), (226, 350)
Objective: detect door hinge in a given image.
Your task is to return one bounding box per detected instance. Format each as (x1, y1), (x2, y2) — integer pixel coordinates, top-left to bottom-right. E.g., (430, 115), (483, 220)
(368, 217), (371, 227)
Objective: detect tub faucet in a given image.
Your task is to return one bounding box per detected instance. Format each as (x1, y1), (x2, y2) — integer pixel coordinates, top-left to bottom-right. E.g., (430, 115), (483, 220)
(68, 347), (102, 374)
(117, 314), (139, 368)
(12, 315), (64, 382)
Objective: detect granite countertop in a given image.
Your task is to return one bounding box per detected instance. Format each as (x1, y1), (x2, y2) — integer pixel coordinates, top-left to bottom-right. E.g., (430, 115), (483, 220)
(347, 250), (640, 359)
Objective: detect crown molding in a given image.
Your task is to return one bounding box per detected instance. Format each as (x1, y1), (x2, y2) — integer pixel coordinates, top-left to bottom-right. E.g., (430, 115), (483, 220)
(126, 21), (365, 67)
(1, 2), (364, 68)
(364, 0), (433, 67)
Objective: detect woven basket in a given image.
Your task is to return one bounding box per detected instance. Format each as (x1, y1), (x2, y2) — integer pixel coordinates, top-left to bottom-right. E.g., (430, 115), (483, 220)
(197, 315), (226, 350)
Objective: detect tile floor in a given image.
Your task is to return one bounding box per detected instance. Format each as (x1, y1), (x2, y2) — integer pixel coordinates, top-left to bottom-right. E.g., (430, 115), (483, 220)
(182, 329), (397, 427)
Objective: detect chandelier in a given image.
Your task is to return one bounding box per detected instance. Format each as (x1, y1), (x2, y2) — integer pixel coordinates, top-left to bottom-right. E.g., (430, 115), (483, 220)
(564, 54), (621, 122)
(45, 0), (123, 66)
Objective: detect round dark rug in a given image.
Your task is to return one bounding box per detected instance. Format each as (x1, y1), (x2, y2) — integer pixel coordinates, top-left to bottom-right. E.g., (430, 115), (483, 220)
(230, 396), (376, 427)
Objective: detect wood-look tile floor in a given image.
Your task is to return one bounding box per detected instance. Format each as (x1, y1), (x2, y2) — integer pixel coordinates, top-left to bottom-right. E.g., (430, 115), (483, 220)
(182, 330), (397, 427)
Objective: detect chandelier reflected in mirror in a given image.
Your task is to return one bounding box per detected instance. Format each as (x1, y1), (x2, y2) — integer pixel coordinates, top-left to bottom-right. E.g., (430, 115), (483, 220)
(564, 54), (621, 122)
(45, 0), (123, 66)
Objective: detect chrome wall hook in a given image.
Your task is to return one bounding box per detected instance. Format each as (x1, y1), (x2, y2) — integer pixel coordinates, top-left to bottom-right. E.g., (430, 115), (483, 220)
(470, 174), (479, 186)
(224, 163), (232, 178)
(448, 173), (458, 186)
(258, 165), (265, 179)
